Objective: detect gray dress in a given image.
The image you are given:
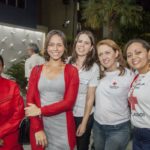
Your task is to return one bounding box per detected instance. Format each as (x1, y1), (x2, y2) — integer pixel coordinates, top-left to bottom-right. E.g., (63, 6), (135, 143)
(38, 72), (70, 150)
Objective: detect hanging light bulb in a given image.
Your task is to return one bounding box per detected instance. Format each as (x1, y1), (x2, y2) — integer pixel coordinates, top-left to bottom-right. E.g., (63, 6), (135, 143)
(17, 51), (22, 55)
(1, 36), (7, 42)
(0, 49), (4, 54)
(10, 43), (14, 48)
(10, 58), (17, 62)
(22, 39), (26, 43)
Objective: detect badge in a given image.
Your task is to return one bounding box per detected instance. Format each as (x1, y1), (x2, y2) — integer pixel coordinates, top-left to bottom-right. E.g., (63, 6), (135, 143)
(128, 96), (138, 110)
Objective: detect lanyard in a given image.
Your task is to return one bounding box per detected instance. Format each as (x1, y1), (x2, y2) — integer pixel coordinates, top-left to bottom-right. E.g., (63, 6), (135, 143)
(129, 74), (139, 96)
(128, 74), (139, 110)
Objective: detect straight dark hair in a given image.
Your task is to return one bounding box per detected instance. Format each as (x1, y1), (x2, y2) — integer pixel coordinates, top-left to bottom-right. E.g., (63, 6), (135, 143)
(69, 30), (97, 71)
(0, 55), (4, 67)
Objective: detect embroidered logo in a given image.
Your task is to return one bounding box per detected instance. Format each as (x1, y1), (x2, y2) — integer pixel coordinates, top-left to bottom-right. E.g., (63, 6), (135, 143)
(109, 80), (119, 89)
(113, 81), (117, 86)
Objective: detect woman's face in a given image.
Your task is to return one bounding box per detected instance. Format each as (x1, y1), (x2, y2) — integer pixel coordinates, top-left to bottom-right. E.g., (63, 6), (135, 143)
(47, 34), (65, 61)
(75, 34), (93, 57)
(126, 42), (150, 73)
(97, 44), (118, 71)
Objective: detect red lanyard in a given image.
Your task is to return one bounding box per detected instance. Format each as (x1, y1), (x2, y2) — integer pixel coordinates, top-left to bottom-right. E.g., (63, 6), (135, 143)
(129, 74), (139, 96)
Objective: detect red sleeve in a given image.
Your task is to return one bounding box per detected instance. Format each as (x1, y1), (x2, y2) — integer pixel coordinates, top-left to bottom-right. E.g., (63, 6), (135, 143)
(41, 67), (79, 116)
(0, 83), (24, 138)
(26, 66), (43, 132)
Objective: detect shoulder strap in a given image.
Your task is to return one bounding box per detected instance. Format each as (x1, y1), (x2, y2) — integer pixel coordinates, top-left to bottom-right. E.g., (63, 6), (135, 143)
(130, 74), (139, 89)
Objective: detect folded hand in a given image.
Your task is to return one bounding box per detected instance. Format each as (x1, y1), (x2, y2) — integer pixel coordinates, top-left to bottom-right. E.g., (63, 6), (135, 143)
(25, 103), (41, 117)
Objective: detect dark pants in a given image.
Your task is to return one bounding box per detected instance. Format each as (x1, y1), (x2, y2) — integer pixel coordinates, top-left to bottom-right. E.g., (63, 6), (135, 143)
(133, 127), (150, 150)
(74, 114), (94, 150)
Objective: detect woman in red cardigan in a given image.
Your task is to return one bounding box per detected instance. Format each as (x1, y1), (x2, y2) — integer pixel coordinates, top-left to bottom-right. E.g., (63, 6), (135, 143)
(25, 30), (79, 150)
(0, 55), (24, 150)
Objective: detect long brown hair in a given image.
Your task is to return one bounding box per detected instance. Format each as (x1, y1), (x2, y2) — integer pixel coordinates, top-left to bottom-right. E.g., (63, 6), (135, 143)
(0, 55), (4, 67)
(69, 30), (97, 71)
(97, 39), (126, 78)
(43, 30), (67, 62)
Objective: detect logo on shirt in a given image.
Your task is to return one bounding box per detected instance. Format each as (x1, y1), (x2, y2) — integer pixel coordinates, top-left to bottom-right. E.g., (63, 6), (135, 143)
(109, 80), (119, 89)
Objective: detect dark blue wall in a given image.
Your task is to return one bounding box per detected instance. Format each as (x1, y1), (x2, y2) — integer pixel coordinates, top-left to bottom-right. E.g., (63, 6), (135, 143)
(0, 0), (38, 28)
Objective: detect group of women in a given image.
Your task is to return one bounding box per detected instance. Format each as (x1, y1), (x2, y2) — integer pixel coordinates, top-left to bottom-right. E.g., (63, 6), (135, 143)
(0, 29), (150, 150)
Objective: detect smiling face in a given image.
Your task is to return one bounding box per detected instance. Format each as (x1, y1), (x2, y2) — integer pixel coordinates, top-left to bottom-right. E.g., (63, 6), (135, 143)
(97, 44), (118, 71)
(75, 33), (93, 57)
(47, 34), (65, 61)
(126, 42), (150, 74)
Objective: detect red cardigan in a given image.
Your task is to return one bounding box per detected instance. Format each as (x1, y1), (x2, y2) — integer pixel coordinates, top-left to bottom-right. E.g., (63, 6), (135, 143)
(0, 77), (24, 150)
(27, 64), (79, 150)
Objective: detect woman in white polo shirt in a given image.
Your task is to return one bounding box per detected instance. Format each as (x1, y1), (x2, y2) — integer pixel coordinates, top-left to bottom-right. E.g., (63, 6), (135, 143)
(125, 39), (150, 150)
(69, 30), (99, 150)
(93, 39), (134, 150)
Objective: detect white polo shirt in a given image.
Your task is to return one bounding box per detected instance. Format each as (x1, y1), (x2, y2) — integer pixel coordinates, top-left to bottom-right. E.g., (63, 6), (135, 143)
(94, 68), (134, 125)
(129, 71), (150, 128)
(25, 54), (45, 79)
(73, 63), (99, 117)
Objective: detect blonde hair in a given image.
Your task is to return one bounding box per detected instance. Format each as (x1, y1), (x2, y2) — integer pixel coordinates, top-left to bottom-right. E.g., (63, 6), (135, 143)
(97, 39), (126, 78)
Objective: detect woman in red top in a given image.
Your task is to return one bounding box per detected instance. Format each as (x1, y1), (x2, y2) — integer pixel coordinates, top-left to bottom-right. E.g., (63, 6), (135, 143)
(25, 30), (79, 150)
(0, 55), (24, 150)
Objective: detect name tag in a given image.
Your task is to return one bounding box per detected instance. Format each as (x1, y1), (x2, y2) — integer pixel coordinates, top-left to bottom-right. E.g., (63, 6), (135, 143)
(128, 96), (137, 110)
